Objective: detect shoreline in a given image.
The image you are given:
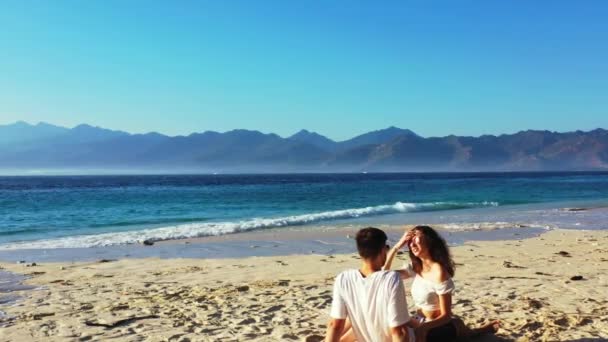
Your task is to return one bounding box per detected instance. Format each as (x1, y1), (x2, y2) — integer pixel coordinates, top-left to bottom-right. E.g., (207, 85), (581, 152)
(1, 228), (607, 341)
(0, 224), (548, 263)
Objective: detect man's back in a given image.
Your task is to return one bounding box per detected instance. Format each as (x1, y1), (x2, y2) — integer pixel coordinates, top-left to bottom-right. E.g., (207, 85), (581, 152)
(330, 269), (410, 342)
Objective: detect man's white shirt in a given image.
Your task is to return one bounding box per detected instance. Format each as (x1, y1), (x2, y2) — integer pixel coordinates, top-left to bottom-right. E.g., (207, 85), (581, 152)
(330, 269), (410, 342)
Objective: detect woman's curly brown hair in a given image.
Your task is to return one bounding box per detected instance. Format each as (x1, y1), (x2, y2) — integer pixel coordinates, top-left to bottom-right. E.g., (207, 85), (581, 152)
(409, 225), (455, 277)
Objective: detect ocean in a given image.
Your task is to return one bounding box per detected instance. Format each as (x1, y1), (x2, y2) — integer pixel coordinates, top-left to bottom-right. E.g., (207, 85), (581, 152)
(1, 172), (607, 252)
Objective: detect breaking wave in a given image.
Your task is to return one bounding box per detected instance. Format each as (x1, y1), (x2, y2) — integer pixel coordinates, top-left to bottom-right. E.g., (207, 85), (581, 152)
(0, 201), (499, 249)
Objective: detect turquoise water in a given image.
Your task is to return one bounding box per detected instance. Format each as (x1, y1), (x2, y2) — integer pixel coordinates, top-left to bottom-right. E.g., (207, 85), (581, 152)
(1, 172), (607, 248)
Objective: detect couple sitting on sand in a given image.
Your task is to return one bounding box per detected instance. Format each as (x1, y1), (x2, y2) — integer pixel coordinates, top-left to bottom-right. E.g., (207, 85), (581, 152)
(325, 226), (500, 342)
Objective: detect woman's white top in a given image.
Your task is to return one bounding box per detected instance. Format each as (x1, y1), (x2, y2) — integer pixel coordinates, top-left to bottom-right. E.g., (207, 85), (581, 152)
(402, 263), (455, 312)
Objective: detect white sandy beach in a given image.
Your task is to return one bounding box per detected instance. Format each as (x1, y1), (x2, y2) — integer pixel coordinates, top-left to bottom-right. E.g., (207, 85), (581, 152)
(1, 228), (607, 342)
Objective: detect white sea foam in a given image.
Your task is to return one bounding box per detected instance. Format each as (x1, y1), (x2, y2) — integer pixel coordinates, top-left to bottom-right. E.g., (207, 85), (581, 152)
(435, 222), (527, 231)
(0, 201), (499, 249)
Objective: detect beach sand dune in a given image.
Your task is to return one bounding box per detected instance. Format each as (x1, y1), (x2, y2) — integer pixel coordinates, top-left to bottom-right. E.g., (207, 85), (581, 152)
(1, 229), (607, 341)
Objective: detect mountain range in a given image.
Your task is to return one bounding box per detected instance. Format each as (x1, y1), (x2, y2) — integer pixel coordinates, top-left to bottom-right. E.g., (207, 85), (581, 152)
(1, 121), (607, 173)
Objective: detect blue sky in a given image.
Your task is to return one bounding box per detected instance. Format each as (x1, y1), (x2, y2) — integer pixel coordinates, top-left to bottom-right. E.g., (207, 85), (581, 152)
(0, 1), (606, 140)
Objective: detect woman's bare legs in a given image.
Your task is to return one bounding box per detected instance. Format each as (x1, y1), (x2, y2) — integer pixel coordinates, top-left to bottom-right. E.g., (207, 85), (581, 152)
(452, 317), (500, 338)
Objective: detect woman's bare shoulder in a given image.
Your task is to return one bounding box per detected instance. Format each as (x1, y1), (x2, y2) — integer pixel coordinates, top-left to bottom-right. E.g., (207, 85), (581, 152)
(430, 262), (449, 283)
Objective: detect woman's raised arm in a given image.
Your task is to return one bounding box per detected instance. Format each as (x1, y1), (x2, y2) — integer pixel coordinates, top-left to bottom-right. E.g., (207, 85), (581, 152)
(383, 228), (414, 274)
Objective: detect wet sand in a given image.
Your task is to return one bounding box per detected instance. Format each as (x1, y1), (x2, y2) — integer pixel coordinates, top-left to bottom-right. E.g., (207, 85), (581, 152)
(1, 229), (607, 341)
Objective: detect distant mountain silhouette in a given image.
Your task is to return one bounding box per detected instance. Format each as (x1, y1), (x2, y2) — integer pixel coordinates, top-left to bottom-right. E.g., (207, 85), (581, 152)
(337, 126), (419, 151)
(288, 129), (337, 151)
(0, 121), (606, 173)
(0, 121), (68, 145)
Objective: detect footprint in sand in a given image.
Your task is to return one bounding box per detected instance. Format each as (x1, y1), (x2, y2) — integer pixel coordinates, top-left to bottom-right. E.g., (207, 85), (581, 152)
(281, 333), (299, 340)
(304, 334), (324, 342)
(238, 318), (256, 325)
(520, 320), (543, 334)
(79, 303), (94, 311)
(264, 305), (284, 313)
(109, 303), (130, 311)
(503, 260), (526, 269)
(525, 297), (543, 309)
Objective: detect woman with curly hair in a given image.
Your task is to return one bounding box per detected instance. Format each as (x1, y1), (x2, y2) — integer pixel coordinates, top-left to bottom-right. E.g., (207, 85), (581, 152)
(384, 225), (500, 342)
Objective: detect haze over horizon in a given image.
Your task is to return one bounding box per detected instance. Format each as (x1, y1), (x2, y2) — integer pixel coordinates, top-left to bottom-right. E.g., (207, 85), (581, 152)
(1, 1), (607, 140)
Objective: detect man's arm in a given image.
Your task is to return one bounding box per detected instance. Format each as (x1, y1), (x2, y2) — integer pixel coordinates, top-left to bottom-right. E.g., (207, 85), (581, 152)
(387, 273), (414, 342)
(326, 273), (348, 342)
(325, 318), (345, 342)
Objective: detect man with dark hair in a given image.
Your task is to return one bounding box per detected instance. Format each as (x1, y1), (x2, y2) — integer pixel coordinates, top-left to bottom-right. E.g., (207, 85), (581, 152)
(325, 227), (416, 342)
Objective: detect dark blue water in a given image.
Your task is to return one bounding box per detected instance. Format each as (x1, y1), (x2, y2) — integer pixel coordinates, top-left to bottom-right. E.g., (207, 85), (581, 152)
(1, 172), (607, 248)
